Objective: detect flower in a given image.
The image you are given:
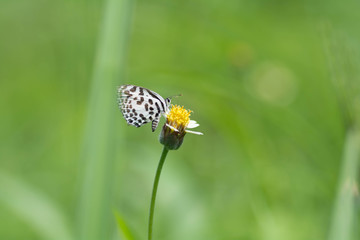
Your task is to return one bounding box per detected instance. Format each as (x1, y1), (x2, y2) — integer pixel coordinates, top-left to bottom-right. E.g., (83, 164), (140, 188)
(159, 105), (203, 150)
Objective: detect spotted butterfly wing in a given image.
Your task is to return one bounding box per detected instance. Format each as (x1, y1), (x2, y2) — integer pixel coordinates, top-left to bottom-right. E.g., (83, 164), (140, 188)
(117, 85), (171, 132)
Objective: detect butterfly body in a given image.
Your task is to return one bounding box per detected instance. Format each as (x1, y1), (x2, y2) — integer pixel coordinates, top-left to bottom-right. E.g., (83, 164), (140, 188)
(117, 85), (171, 132)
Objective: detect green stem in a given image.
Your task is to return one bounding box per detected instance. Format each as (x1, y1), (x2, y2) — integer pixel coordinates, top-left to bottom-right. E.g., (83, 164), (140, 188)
(148, 146), (169, 240)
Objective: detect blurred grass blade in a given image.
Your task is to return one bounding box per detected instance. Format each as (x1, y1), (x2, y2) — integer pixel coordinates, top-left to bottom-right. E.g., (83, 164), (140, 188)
(328, 129), (360, 240)
(114, 211), (136, 240)
(323, 26), (360, 240)
(77, 0), (133, 239)
(0, 172), (73, 240)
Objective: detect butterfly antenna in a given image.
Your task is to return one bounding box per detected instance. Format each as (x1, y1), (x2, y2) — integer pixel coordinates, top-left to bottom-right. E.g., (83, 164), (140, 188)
(169, 93), (182, 99)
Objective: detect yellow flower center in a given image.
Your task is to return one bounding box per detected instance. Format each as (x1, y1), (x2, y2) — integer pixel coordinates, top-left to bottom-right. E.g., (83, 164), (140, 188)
(167, 105), (192, 129)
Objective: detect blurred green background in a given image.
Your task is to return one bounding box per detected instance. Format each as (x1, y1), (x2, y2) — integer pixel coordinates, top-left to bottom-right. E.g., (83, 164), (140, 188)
(1, 0), (360, 240)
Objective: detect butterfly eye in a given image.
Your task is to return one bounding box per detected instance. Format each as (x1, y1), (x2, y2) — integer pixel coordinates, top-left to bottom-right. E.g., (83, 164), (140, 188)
(165, 98), (171, 106)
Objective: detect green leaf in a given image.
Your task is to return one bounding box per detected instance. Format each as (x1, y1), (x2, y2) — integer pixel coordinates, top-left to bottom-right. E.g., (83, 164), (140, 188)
(114, 211), (136, 240)
(328, 129), (360, 240)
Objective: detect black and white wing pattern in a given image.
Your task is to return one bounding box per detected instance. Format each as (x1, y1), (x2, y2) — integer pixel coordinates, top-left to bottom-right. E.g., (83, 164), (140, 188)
(117, 85), (171, 132)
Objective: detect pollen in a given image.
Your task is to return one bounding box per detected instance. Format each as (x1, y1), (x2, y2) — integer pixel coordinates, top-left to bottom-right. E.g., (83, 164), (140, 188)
(167, 105), (192, 129)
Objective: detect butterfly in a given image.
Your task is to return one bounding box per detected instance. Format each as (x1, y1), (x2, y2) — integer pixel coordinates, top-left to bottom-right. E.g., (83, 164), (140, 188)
(117, 85), (172, 132)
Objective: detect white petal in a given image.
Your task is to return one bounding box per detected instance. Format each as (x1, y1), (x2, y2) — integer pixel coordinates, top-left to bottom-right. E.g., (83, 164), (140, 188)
(187, 120), (200, 129)
(186, 130), (203, 135)
(166, 123), (179, 132)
